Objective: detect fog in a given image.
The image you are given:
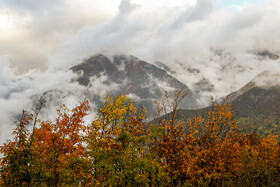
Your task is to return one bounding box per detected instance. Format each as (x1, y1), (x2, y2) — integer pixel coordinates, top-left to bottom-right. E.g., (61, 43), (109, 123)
(0, 0), (280, 142)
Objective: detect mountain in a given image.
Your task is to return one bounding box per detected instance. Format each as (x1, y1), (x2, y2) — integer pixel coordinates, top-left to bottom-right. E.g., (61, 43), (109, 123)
(70, 54), (197, 115)
(164, 70), (280, 138)
(227, 71), (280, 137)
(227, 71), (280, 114)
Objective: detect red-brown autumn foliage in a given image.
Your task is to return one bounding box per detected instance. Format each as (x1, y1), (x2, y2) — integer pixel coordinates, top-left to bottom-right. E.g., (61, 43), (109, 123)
(152, 90), (280, 186)
(0, 91), (279, 186)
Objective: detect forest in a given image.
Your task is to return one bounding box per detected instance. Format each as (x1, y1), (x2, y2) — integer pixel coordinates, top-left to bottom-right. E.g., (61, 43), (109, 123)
(0, 90), (280, 186)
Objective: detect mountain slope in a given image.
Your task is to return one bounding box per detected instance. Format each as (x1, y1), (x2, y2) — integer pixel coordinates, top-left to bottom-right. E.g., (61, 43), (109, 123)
(71, 54), (197, 114)
(164, 71), (280, 137)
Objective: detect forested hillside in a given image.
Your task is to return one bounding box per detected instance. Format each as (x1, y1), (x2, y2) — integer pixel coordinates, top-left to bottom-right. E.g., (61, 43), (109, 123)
(176, 82), (280, 139)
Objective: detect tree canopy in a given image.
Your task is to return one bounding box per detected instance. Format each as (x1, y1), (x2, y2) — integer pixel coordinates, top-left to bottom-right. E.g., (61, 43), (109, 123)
(1, 91), (280, 186)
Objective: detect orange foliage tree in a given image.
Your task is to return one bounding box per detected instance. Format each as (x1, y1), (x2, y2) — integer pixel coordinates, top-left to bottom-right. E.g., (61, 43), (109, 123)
(31, 100), (90, 186)
(0, 100), (91, 186)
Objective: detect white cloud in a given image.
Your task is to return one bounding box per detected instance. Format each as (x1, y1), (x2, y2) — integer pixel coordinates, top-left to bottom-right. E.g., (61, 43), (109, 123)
(1, 0), (280, 142)
(0, 56), (97, 143)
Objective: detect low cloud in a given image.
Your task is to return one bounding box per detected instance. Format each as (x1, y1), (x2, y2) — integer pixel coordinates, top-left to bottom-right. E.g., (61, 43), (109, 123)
(1, 0), (280, 142)
(48, 0), (280, 97)
(0, 56), (122, 143)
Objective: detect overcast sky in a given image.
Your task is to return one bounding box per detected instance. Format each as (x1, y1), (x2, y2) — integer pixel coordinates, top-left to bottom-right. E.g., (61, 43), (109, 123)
(0, 0), (280, 142)
(0, 0), (270, 72)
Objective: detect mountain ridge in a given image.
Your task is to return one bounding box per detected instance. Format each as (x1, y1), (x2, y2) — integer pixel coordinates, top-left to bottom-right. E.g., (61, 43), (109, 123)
(70, 54), (197, 115)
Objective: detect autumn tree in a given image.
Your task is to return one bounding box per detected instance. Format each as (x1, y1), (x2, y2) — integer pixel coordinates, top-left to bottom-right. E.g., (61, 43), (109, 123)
(0, 110), (34, 186)
(0, 100), (91, 186)
(87, 95), (169, 186)
(31, 100), (90, 186)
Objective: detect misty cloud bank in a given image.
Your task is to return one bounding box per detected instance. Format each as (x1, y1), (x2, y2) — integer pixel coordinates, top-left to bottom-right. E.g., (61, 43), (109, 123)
(1, 0), (280, 142)
(0, 55), (126, 143)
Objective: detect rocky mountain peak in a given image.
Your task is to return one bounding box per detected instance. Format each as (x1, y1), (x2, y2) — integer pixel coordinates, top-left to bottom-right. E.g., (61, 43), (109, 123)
(71, 54), (197, 114)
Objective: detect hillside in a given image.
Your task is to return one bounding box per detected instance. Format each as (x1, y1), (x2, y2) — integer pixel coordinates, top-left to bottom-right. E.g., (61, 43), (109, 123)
(162, 71), (280, 137)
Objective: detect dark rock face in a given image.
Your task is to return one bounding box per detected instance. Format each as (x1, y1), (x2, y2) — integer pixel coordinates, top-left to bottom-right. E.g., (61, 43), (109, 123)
(71, 54), (197, 114)
(257, 50), (279, 60)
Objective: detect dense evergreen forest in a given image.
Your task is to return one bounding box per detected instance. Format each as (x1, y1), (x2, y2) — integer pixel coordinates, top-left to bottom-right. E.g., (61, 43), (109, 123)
(1, 90), (280, 186)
